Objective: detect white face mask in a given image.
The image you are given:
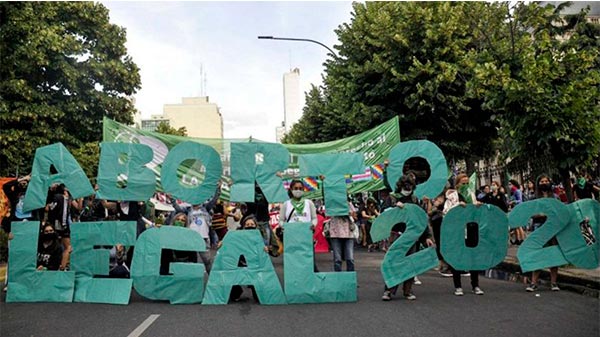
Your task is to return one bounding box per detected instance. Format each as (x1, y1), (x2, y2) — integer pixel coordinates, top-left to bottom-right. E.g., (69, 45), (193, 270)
(491, 185), (498, 192)
(400, 189), (412, 196)
(292, 190), (304, 199)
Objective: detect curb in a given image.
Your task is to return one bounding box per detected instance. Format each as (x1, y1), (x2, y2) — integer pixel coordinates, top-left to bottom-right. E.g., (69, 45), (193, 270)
(499, 258), (599, 298)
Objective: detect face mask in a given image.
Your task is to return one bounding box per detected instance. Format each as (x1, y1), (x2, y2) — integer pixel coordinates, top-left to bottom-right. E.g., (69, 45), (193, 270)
(539, 183), (551, 192)
(400, 189), (412, 196)
(42, 232), (56, 242)
(173, 220), (186, 227)
(491, 185), (498, 192)
(292, 190), (304, 199)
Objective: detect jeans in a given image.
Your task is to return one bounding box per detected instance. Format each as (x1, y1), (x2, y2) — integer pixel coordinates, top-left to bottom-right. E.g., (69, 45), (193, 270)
(331, 238), (355, 272)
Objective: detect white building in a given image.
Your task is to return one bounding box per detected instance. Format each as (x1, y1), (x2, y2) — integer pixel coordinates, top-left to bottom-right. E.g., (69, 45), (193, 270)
(283, 68), (302, 133)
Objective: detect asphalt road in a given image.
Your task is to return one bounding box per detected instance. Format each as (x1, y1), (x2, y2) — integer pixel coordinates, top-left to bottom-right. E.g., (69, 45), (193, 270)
(1, 249), (598, 337)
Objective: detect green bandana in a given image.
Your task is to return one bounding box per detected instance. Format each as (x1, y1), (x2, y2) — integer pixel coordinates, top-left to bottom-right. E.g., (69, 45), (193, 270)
(459, 185), (473, 204)
(291, 198), (306, 216)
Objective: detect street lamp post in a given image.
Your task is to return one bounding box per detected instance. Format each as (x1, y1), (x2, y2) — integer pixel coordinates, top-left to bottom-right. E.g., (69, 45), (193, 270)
(257, 36), (338, 58)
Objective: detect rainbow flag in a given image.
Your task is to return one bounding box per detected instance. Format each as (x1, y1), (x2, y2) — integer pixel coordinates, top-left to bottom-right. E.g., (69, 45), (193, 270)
(351, 167), (372, 182)
(371, 163), (384, 180)
(303, 176), (319, 191)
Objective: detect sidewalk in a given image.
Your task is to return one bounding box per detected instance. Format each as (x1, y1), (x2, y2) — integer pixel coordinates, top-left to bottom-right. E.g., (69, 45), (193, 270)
(501, 245), (600, 297)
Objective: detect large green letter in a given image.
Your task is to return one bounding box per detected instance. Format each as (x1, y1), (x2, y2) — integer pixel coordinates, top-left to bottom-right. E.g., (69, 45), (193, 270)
(559, 200), (600, 269)
(23, 142), (93, 212)
(203, 230), (286, 305)
(370, 205), (438, 287)
(131, 226), (206, 304)
(299, 153), (364, 216)
(6, 221), (75, 302)
(96, 142), (155, 201)
(160, 141), (222, 205)
(230, 143), (289, 202)
(441, 204), (508, 270)
(284, 222), (357, 303)
(71, 221), (137, 304)
(509, 199), (571, 272)
(386, 140), (447, 199)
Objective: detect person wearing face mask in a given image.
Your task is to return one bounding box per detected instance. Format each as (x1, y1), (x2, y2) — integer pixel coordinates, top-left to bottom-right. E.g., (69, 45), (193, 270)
(159, 212), (198, 275)
(228, 215), (275, 303)
(482, 181), (508, 212)
(526, 174), (561, 292)
(37, 225), (63, 271)
(443, 173), (485, 296)
(380, 173), (434, 301)
(279, 179), (319, 270)
(279, 180), (317, 228)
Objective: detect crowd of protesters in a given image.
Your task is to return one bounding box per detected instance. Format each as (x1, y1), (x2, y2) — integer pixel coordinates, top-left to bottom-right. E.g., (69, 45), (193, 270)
(1, 165), (598, 302)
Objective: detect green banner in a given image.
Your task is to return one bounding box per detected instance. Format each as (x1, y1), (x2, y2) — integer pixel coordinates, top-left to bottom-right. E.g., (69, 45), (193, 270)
(102, 117), (401, 200)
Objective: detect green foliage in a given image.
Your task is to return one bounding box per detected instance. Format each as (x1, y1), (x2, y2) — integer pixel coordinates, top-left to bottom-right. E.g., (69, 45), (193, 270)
(288, 2), (500, 163)
(155, 121), (187, 137)
(0, 2), (141, 176)
(71, 142), (100, 184)
(469, 2), (600, 173)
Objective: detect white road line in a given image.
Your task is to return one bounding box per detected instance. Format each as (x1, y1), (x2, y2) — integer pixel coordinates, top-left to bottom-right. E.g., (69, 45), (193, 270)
(127, 314), (161, 337)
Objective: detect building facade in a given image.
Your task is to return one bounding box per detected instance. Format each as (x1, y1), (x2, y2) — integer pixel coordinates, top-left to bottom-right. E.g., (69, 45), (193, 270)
(283, 68), (302, 133)
(162, 96), (223, 139)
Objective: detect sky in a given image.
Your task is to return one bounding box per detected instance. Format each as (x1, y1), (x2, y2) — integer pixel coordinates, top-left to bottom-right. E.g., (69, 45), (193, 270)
(102, 1), (356, 142)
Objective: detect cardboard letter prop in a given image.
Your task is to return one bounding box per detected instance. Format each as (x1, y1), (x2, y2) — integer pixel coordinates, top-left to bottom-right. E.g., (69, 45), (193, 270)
(370, 205), (438, 287)
(71, 221), (136, 304)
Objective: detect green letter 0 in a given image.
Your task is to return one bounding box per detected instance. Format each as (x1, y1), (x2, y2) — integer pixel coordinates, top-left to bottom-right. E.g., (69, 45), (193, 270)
(160, 141), (222, 205)
(441, 204), (508, 271)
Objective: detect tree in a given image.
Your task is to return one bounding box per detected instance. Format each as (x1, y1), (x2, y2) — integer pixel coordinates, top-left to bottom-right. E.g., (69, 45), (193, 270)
(71, 142), (100, 184)
(469, 1), (600, 201)
(0, 2), (141, 176)
(155, 121), (187, 137)
(288, 2), (501, 168)
(283, 85), (329, 143)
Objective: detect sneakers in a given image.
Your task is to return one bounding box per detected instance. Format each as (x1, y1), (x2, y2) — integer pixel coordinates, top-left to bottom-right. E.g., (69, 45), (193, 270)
(454, 288), (464, 296)
(439, 268), (452, 277)
(382, 290), (392, 301)
(413, 276), (422, 285)
(461, 272), (471, 277)
(551, 283), (560, 291)
(473, 287), (484, 295)
(404, 293), (416, 301)
(525, 283), (538, 292)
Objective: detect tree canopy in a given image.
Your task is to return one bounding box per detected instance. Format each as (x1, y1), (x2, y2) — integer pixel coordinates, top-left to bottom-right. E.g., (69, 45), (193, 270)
(0, 2), (141, 176)
(285, 1), (599, 184)
(155, 121), (188, 137)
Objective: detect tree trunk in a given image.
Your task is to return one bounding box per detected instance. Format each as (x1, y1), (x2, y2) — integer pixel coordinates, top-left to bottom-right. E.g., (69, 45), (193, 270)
(466, 157), (475, 176)
(559, 167), (574, 203)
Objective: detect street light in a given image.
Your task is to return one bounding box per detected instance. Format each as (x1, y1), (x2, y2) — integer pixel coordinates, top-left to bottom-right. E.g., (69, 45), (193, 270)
(257, 36), (338, 58)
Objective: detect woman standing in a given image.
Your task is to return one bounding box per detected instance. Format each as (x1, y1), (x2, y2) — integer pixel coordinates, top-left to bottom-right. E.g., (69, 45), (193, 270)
(361, 198), (380, 252)
(444, 174), (485, 296)
(279, 179), (318, 271)
(526, 174), (560, 292)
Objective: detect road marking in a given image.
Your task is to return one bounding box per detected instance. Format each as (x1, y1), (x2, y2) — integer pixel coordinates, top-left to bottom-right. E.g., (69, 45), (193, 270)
(127, 314), (160, 337)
